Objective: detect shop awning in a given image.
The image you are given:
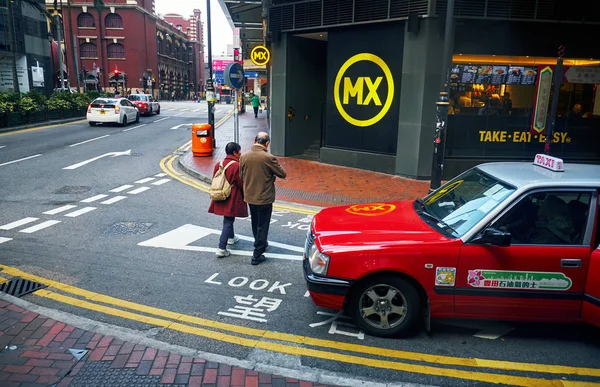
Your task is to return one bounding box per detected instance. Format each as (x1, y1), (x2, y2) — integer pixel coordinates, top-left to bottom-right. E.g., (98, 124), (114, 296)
(217, 0), (264, 56)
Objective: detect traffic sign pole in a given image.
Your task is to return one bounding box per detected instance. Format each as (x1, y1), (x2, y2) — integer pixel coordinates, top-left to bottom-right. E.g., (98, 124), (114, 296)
(234, 89), (239, 143)
(224, 62), (245, 145)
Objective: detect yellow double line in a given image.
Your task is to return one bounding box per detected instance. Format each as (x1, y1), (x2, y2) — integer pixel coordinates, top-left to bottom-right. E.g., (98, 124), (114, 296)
(1, 264), (598, 386)
(158, 111), (317, 216)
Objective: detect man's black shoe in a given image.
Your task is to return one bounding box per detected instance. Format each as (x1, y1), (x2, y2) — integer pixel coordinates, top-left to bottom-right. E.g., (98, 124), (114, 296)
(251, 255), (266, 265)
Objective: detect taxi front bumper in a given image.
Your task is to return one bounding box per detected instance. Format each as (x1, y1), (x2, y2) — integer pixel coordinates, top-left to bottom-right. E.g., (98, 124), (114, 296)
(303, 259), (351, 310)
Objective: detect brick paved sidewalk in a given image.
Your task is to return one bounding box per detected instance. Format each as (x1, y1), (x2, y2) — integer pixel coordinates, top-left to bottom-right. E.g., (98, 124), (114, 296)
(0, 299), (332, 387)
(180, 110), (429, 208)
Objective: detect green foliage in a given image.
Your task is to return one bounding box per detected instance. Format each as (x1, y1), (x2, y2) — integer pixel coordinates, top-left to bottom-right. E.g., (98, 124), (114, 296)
(85, 91), (101, 100)
(0, 92), (20, 104)
(71, 93), (92, 110)
(46, 96), (71, 111)
(18, 97), (39, 113)
(24, 90), (47, 108)
(0, 101), (15, 114)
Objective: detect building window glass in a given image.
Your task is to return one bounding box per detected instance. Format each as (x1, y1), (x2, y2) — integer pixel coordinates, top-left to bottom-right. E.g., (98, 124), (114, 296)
(105, 13), (123, 28)
(445, 54), (600, 164)
(80, 42), (97, 58)
(107, 43), (125, 59)
(157, 37), (162, 55)
(77, 12), (95, 28)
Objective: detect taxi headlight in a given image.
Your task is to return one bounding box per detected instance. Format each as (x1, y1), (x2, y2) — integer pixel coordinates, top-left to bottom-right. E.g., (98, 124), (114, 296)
(308, 243), (330, 275)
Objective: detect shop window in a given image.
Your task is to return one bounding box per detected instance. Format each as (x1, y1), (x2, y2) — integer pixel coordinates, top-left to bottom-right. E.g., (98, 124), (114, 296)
(105, 13), (123, 29)
(107, 43), (125, 59)
(77, 12), (95, 28)
(80, 42), (97, 58)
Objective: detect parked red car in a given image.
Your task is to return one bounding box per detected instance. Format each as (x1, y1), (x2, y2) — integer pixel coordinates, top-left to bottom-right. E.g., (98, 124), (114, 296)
(304, 155), (600, 337)
(128, 94), (160, 115)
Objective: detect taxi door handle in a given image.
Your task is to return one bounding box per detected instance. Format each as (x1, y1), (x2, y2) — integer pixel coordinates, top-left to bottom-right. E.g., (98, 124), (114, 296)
(561, 259), (582, 268)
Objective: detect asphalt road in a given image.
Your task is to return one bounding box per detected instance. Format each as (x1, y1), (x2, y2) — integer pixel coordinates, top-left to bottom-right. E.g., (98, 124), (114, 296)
(0, 101), (599, 387)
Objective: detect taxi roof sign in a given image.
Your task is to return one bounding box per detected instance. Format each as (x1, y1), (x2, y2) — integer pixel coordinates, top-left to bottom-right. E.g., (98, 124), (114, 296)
(533, 154), (564, 172)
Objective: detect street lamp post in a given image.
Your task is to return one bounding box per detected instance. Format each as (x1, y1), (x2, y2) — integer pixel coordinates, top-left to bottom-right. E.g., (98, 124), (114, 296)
(429, 0), (454, 191)
(206, 0), (216, 147)
(51, 13), (67, 90)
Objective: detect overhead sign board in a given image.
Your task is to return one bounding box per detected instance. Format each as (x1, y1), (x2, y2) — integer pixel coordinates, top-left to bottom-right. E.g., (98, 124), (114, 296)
(224, 62), (245, 89)
(250, 46), (270, 66)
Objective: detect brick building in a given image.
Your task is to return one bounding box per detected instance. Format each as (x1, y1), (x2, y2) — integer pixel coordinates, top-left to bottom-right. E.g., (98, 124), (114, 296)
(46, 0), (204, 99)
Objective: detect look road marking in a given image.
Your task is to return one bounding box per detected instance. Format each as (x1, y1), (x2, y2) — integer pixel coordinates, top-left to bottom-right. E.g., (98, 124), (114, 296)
(1, 264), (598, 382)
(0, 154), (42, 167)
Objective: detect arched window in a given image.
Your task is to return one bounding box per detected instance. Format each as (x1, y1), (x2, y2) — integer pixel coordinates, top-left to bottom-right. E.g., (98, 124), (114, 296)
(105, 13), (123, 28)
(156, 37), (163, 55)
(107, 43), (125, 59)
(80, 43), (98, 58)
(77, 12), (95, 28)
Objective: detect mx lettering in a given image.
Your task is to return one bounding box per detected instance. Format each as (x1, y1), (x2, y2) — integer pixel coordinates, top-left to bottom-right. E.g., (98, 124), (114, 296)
(204, 273), (292, 294)
(343, 77), (383, 106)
(218, 295), (282, 323)
(309, 311), (364, 340)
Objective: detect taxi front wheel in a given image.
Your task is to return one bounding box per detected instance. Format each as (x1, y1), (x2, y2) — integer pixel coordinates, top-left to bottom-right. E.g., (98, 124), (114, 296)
(348, 276), (421, 338)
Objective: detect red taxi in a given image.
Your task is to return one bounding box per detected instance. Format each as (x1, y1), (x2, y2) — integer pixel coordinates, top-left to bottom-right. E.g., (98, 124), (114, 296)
(304, 155), (600, 337)
(128, 94), (160, 115)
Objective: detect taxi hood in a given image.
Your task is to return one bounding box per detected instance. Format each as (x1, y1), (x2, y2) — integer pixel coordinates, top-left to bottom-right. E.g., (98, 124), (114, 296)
(312, 201), (451, 251)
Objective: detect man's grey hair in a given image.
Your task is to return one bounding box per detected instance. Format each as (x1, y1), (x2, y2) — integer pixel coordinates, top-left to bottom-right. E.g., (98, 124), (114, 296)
(255, 132), (270, 145)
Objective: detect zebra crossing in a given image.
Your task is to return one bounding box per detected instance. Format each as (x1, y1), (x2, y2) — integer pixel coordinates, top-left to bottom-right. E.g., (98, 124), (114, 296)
(0, 173), (172, 240)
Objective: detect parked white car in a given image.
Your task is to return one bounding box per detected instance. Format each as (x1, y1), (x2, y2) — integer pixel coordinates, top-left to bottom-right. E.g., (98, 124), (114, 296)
(87, 98), (139, 127)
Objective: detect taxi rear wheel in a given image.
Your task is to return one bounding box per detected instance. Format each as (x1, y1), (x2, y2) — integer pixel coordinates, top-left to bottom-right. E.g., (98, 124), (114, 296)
(349, 276), (420, 338)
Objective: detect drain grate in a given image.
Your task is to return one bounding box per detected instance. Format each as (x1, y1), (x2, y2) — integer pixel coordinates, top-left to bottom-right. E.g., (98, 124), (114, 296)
(55, 186), (92, 194)
(0, 278), (47, 297)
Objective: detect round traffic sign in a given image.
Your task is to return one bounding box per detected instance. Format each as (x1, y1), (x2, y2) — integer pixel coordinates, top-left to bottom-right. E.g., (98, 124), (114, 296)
(224, 62), (245, 89)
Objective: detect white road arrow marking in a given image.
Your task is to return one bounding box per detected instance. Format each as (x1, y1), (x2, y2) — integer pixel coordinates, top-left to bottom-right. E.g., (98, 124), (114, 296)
(63, 149), (131, 170)
(169, 123), (192, 130)
(138, 224), (303, 261)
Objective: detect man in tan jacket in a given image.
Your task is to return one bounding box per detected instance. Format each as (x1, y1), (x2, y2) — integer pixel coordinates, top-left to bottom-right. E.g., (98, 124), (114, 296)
(240, 132), (287, 265)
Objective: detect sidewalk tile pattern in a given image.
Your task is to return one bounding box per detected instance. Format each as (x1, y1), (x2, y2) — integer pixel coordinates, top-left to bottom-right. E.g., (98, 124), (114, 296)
(182, 111), (429, 208)
(0, 299), (334, 386)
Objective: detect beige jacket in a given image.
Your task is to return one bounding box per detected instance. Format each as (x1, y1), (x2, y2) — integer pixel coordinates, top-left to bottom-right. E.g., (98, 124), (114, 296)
(240, 144), (287, 205)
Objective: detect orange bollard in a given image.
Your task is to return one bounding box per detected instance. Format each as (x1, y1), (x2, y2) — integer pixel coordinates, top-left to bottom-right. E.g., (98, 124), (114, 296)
(191, 123), (213, 157)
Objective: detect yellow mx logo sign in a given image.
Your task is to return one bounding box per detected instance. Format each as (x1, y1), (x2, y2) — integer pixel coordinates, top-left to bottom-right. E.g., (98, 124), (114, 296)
(334, 53), (394, 127)
(251, 46), (270, 66)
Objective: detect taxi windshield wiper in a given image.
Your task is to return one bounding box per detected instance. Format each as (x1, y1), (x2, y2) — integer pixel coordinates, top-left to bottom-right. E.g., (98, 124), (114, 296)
(416, 203), (457, 236)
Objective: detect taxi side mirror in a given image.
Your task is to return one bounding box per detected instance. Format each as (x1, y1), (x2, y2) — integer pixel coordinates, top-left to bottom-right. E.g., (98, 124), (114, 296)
(479, 228), (511, 247)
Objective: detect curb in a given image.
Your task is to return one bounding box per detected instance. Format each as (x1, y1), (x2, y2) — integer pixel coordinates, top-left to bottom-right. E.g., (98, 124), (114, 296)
(0, 293), (431, 387)
(0, 117), (86, 134)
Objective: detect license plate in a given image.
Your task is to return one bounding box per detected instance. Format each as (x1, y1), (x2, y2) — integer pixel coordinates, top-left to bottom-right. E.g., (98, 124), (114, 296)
(100, 110), (106, 114)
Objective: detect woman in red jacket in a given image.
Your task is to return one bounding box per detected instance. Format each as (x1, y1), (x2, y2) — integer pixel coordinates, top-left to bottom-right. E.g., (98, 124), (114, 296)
(208, 142), (248, 257)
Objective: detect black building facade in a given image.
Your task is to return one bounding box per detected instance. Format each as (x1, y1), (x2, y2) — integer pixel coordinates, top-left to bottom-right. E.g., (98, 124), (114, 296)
(266, 0), (600, 179)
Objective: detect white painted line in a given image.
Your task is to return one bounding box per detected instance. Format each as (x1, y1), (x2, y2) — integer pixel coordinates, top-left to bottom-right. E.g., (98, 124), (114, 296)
(154, 173), (168, 177)
(151, 178), (171, 186)
(0, 237), (13, 244)
(138, 224), (303, 261)
(80, 194), (109, 203)
(109, 184), (134, 193)
(100, 196), (127, 205)
(43, 205), (78, 215)
(192, 109), (200, 112)
(0, 217), (39, 230)
(63, 150), (130, 170)
(473, 324), (514, 340)
(135, 177), (155, 184)
(20, 220), (61, 234)
(0, 154), (42, 167)
(179, 109), (189, 112)
(153, 117), (169, 123)
(0, 145), (5, 149)
(123, 124), (146, 132)
(64, 207), (97, 217)
(69, 135), (110, 147)
(127, 186), (151, 195)
(173, 113), (184, 117)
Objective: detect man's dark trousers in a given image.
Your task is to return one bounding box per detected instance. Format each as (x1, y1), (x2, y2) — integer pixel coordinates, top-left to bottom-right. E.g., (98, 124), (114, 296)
(249, 203), (272, 258)
(253, 106), (259, 118)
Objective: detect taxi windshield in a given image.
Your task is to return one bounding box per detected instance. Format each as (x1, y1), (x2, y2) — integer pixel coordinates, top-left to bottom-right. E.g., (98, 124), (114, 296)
(418, 168), (516, 237)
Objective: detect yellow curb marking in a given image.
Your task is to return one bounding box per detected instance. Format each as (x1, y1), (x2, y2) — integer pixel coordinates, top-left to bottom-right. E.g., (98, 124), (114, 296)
(0, 119), (87, 137)
(30, 288), (600, 387)
(1, 265), (599, 379)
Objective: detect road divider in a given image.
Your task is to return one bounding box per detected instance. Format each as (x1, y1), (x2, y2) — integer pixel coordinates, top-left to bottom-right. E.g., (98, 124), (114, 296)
(69, 134), (110, 147)
(123, 124), (146, 132)
(0, 154), (42, 167)
(0, 264), (598, 383)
